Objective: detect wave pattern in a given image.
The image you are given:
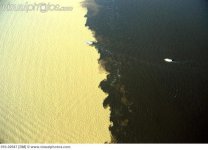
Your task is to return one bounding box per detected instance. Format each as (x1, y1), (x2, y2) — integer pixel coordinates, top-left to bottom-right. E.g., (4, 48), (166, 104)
(0, 0), (110, 143)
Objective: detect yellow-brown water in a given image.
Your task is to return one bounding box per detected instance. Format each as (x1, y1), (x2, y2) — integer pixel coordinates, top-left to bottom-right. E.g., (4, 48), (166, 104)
(0, 0), (110, 143)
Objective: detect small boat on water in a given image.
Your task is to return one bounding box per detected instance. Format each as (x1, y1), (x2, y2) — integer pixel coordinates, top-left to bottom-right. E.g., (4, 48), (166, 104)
(164, 58), (173, 62)
(86, 41), (94, 45)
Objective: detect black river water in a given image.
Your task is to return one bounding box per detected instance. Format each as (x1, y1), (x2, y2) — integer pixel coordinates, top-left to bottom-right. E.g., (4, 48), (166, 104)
(84, 0), (208, 143)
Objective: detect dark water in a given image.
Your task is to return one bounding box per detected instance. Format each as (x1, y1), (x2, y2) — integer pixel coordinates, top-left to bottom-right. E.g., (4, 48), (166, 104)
(84, 0), (208, 143)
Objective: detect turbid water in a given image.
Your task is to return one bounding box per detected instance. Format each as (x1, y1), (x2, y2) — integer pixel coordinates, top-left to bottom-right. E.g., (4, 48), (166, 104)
(0, 0), (110, 143)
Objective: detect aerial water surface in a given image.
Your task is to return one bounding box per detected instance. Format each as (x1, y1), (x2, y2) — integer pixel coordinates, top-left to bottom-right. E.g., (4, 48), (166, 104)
(85, 0), (208, 142)
(0, 0), (110, 143)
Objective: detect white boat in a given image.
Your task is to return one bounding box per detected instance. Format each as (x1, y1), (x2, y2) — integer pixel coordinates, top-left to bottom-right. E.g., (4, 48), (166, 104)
(164, 58), (173, 62)
(86, 41), (94, 45)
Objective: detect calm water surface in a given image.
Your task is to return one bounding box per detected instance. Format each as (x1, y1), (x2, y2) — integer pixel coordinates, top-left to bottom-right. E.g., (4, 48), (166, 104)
(85, 0), (208, 143)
